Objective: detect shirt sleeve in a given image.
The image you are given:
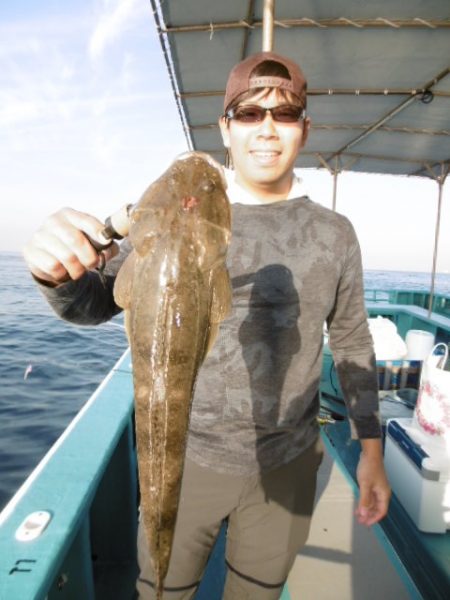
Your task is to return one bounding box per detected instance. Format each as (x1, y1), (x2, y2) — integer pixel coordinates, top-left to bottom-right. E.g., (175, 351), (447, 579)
(35, 238), (132, 326)
(326, 220), (381, 440)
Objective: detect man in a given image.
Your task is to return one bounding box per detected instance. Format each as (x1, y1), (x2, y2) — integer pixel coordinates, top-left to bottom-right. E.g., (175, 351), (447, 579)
(24, 52), (391, 599)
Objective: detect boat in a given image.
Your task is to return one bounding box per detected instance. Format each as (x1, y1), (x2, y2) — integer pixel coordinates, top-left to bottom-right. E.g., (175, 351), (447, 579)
(1, 1), (449, 598)
(1, 288), (449, 599)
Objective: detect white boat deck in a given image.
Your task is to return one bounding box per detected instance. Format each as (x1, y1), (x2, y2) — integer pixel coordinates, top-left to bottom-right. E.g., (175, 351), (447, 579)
(287, 448), (410, 600)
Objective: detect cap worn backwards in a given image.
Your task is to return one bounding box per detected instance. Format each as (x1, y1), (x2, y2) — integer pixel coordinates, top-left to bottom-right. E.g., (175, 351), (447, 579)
(223, 51), (307, 112)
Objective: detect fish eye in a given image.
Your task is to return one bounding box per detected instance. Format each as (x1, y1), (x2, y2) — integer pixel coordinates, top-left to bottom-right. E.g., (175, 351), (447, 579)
(200, 179), (215, 193)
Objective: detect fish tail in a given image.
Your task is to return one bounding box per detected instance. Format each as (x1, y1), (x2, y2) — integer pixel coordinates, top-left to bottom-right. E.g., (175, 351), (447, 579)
(156, 576), (163, 600)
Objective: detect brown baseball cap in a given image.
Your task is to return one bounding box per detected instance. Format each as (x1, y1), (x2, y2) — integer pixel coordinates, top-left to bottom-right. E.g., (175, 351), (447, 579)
(223, 51), (307, 112)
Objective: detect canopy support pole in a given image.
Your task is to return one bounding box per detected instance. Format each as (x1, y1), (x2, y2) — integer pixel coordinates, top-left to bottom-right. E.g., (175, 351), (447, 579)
(315, 154), (341, 211)
(428, 164), (448, 317)
(332, 157), (339, 211)
(262, 0), (275, 51)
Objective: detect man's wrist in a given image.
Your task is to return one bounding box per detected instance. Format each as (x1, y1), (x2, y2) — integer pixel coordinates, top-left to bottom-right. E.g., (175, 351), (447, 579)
(360, 437), (383, 459)
(31, 273), (61, 288)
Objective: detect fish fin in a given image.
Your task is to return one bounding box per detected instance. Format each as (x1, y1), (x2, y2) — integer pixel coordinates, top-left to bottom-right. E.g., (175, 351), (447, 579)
(210, 265), (232, 323)
(113, 251), (136, 310)
(204, 322), (219, 357)
(203, 265), (231, 356)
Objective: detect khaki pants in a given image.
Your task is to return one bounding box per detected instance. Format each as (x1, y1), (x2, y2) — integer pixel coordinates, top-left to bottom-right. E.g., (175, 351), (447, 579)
(136, 437), (323, 600)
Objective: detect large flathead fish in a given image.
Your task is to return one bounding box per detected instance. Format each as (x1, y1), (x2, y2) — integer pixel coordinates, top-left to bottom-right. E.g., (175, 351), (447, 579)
(113, 152), (231, 599)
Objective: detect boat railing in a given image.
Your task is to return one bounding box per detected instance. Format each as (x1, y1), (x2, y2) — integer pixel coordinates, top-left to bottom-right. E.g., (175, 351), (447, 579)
(364, 288), (450, 319)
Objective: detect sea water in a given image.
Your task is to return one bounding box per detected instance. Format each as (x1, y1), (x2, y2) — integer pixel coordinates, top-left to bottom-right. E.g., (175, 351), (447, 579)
(1, 251), (450, 511)
(0, 252), (128, 510)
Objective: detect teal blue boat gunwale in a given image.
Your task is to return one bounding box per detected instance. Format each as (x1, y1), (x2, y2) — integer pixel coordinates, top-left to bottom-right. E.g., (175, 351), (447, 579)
(0, 350), (138, 600)
(364, 289), (450, 319)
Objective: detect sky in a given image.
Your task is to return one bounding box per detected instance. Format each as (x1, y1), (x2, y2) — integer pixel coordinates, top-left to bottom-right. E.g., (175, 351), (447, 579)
(0, 0), (449, 273)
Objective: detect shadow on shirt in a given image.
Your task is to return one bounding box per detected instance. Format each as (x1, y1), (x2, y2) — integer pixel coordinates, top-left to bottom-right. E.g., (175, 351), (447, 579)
(235, 264), (378, 517)
(237, 264), (300, 426)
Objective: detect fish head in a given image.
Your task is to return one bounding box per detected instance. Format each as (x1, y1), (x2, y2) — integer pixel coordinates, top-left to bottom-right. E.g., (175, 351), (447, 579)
(125, 151), (231, 273)
(174, 152), (231, 271)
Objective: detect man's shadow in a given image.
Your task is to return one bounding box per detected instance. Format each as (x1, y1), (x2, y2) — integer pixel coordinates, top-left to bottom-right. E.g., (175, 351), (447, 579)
(237, 264), (301, 434)
(235, 265), (376, 518)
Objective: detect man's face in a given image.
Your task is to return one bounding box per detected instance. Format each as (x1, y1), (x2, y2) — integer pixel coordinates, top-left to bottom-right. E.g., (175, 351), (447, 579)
(219, 89), (310, 199)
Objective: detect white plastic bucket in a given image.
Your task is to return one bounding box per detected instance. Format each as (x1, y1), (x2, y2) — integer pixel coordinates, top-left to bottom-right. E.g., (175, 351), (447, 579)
(405, 330), (435, 360)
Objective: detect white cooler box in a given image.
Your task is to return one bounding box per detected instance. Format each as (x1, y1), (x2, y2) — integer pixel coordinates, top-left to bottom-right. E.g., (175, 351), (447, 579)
(385, 418), (450, 533)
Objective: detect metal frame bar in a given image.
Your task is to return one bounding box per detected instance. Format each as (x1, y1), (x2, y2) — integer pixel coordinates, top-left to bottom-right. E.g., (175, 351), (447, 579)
(188, 122), (449, 137)
(327, 67), (450, 162)
(149, 0), (194, 151)
(314, 156), (342, 213)
(241, 0), (256, 58)
(428, 165), (449, 317)
(183, 139), (449, 171)
(332, 158), (339, 211)
(412, 159), (450, 178)
(162, 18), (450, 33)
(309, 151), (448, 168)
(313, 124), (449, 136)
(179, 88), (450, 99)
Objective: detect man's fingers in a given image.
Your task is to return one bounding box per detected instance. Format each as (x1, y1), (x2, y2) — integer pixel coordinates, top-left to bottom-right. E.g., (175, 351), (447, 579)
(356, 484), (372, 522)
(46, 213), (106, 259)
(47, 214), (119, 266)
(36, 227), (99, 277)
(355, 450), (391, 527)
(373, 488), (390, 522)
(58, 207), (111, 247)
(23, 208), (121, 285)
(23, 245), (70, 285)
(356, 486), (390, 526)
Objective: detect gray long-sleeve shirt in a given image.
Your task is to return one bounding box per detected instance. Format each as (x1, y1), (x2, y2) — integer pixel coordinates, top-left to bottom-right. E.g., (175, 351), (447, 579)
(39, 195), (381, 475)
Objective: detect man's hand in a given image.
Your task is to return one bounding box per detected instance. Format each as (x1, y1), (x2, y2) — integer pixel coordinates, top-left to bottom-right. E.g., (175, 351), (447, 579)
(23, 208), (119, 286)
(355, 438), (391, 527)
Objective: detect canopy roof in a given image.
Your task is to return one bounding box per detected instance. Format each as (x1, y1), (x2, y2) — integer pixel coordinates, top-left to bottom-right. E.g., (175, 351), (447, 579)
(151, 0), (449, 179)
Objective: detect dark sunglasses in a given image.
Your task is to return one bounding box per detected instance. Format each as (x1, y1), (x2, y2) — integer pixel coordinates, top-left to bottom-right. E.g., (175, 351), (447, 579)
(225, 104), (306, 124)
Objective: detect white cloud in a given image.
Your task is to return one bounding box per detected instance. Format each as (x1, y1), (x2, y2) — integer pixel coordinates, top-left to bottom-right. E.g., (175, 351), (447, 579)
(90, 131), (122, 167)
(0, 20), (83, 128)
(61, 64), (75, 81)
(120, 51), (137, 91)
(89, 0), (149, 61)
(0, 99), (39, 127)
